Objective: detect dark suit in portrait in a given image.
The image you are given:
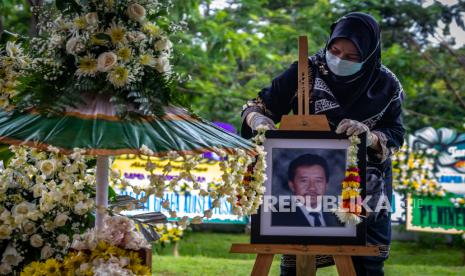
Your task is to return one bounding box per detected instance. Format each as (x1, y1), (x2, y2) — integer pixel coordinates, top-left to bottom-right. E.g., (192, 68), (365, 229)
(271, 205), (344, 227)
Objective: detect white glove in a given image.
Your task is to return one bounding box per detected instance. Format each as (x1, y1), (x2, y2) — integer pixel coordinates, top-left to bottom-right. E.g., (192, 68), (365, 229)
(335, 119), (378, 147)
(246, 112), (276, 131)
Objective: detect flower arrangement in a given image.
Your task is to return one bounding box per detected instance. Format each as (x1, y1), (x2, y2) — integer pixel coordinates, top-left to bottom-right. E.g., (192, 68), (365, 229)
(112, 127), (267, 226)
(0, 146), (95, 274)
(0, 0), (184, 116)
(154, 223), (184, 247)
(22, 216), (151, 275)
(392, 145), (445, 197)
(334, 135), (363, 225)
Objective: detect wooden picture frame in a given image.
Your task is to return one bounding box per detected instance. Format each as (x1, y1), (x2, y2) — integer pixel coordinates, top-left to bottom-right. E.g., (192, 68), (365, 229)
(251, 130), (367, 245)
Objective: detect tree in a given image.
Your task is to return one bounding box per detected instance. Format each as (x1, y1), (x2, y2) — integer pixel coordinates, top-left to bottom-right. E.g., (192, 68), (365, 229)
(0, 1), (32, 36)
(168, 0), (465, 132)
(2, 0), (465, 132)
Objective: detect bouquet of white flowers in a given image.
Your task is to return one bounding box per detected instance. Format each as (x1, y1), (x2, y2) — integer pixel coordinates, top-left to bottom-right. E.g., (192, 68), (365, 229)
(0, 146), (96, 274)
(21, 216), (151, 275)
(0, 0), (184, 117)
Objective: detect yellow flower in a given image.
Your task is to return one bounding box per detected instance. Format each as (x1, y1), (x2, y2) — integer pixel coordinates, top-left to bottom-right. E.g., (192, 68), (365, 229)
(76, 56), (98, 77)
(108, 66), (131, 88)
(117, 47), (132, 62)
(73, 17), (87, 30)
(21, 261), (44, 276)
(142, 22), (161, 36)
(139, 54), (155, 67)
(128, 264), (151, 275)
(458, 198), (465, 205)
(342, 189), (359, 200)
(43, 258), (62, 276)
(107, 22), (126, 44)
(128, 251), (142, 265)
(63, 252), (87, 272)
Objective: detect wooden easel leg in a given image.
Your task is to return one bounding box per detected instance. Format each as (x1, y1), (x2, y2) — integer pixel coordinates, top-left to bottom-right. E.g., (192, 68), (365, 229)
(251, 254), (274, 276)
(333, 255), (356, 276)
(297, 255), (316, 276)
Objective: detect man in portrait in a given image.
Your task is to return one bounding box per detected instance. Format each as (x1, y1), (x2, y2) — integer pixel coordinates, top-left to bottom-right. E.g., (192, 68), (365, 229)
(271, 153), (343, 227)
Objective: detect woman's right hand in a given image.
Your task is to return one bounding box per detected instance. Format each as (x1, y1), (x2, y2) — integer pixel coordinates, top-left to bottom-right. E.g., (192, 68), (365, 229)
(246, 112), (276, 131)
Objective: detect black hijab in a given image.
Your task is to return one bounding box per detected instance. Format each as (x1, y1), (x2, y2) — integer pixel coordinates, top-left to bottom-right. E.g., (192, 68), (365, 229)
(309, 12), (401, 126)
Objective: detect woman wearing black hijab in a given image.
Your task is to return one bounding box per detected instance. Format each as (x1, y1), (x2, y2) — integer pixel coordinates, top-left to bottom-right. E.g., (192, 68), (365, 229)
(241, 12), (404, 276)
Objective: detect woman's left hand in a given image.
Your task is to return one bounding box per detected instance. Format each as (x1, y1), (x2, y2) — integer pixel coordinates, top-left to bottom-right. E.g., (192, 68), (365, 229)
(335, 119), (378, 147)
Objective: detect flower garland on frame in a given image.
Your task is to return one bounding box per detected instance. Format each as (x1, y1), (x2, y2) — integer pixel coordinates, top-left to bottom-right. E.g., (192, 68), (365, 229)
(333, 135), (363, 225)
(114, 127), (268, 228)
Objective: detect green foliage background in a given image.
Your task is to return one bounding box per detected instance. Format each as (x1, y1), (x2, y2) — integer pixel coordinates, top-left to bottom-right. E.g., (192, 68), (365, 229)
(2, 0), (465, 133)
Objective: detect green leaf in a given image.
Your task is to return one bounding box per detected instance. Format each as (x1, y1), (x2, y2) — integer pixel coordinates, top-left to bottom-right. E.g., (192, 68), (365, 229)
(0, 144), (14, 167)
(94, 33), (112, 41)
(108, 185), (117, 202)
(0, 30), (20, 45)
(56, 0), (81, 13)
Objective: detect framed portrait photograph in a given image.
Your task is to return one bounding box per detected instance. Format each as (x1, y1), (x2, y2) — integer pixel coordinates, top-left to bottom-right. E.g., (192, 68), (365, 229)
(251, 130), (367, 245)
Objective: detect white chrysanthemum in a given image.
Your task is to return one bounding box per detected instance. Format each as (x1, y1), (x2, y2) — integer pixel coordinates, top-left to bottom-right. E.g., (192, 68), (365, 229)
(140, 54), (156, 67)
(142, 22), (161, 36)
(76, 55), (98, 77)
(5, 41), (22, 58)
(108, 66), (132, 88)
(107, 22), (126, 44)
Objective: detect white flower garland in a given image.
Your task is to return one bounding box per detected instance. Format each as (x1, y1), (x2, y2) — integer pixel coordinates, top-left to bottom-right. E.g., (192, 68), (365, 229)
(116, 128), (268, 227)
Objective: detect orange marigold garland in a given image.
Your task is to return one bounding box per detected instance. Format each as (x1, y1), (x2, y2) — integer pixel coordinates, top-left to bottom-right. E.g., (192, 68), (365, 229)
(334, 135), (363, 225)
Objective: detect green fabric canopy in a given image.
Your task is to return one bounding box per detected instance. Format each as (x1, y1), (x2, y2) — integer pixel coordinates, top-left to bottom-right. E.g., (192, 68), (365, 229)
(0, 102), (253, 156)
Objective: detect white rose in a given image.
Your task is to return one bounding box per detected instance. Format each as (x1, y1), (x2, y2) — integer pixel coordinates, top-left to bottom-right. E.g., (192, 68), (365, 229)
(54, 213), (69, 227)
(40, 245), (54, 260)
(30, 234), (44, 248)
(154, 37), (173, 53)
(66, 37), (78, 54)
(0, 225), (12, 240)
(22, 221), (36, 235)
(127, 3), (146, 21)
(2, 244), (23, 266)
(0, 210), (11, 222)
(74, 201), (88, 215)
(97, 52), (118, 72)
(85, 12), (99, 25)
(0, 262), (11, 275)
(155, 55), (171, 74)
(56, 234), (69, 248)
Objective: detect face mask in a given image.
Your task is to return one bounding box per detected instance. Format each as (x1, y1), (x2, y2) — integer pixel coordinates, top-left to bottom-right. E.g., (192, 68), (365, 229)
(325, 51), (363, 76)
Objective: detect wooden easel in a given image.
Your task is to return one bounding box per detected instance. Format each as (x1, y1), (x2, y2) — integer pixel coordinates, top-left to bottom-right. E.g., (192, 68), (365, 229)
(230, 37), (380, 276)
(229, 243), (379, 276)
(280, 36), (330, 131)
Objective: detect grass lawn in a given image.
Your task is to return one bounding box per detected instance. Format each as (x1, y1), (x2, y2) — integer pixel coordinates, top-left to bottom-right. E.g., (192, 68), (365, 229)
(152, 232), (465, 276)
